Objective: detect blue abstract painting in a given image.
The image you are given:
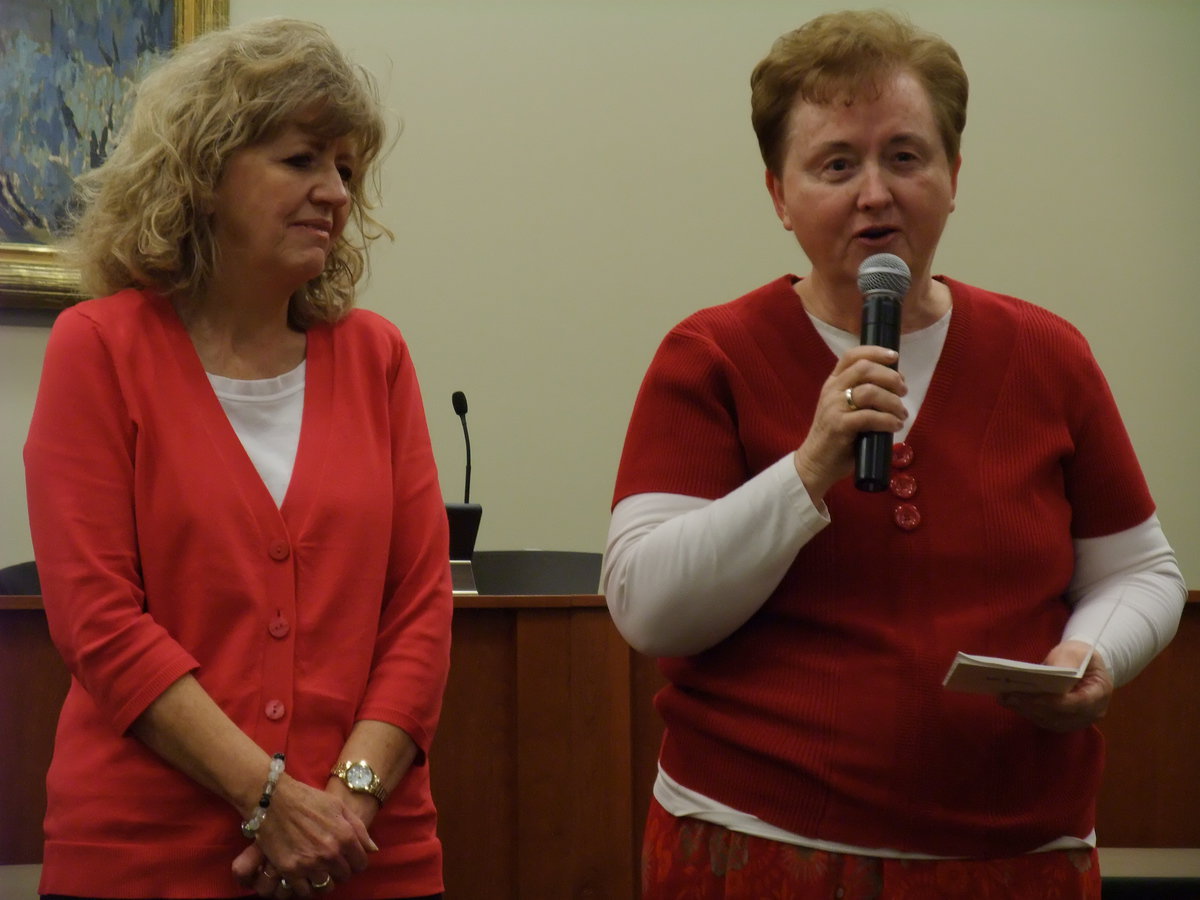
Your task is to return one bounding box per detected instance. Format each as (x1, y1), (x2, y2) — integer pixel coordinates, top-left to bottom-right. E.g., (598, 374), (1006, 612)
(0, 0), (173, 244)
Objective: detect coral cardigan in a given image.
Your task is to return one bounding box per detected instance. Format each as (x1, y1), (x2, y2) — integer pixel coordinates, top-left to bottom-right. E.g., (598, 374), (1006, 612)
(613, 276), (1155, 857)
(25, 289), (452, 898)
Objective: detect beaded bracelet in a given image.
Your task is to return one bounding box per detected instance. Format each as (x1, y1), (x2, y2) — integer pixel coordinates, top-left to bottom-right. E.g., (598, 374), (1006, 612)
(240, 753), (285, 839)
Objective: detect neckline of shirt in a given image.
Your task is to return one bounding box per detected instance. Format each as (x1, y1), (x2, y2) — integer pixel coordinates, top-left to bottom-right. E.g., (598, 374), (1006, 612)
(207, 360), (307, 400)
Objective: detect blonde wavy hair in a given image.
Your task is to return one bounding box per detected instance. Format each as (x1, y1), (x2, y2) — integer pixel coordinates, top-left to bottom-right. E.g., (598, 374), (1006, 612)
(64, 18), (390, 326)
(751, 9), (968, 177)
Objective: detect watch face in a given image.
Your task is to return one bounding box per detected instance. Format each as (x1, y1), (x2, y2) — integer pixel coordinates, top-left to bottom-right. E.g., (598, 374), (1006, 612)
(346, 763), (374, 790)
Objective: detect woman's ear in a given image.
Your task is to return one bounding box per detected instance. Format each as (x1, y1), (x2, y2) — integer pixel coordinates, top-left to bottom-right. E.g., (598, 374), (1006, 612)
(765, 168), (794, 232)
(949, 153), (962, 213)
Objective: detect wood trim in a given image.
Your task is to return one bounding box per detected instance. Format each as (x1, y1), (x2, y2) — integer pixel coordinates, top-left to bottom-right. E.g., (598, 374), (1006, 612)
(8, 591), (1197, 611)
(0, 596), (42, 611)
(1, 594), (607, 611)
(453, 593), (607, 609)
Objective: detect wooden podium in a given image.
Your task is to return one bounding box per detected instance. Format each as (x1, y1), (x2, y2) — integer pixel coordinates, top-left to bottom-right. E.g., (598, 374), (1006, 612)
(3, 594), (1198, 896)
(431, 595), (658, 899)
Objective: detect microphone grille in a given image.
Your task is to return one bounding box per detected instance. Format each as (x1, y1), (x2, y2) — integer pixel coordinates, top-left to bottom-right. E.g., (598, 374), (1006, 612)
(451, 391), (468, 416)
(857, 253), (911, 298)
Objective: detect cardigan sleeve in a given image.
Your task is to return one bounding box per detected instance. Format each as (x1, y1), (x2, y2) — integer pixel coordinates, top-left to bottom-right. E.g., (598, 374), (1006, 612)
(354, 337), (452, 760)
(613, 325), (749, 505)
(24, 306), (199, 734)
(1057, 323), (1155, 538)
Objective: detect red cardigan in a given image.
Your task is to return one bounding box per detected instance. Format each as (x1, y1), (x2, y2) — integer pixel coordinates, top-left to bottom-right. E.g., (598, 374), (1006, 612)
(613, 276), (1155, 856)
(25, 289), (452, 897)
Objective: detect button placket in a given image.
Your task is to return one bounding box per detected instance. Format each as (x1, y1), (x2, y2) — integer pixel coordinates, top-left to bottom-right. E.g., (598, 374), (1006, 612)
(261, 533), (296, 738)
(889, 442), (921, 530)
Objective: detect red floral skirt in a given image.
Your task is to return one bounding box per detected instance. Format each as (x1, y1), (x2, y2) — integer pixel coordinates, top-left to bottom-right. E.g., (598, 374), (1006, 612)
(642, 798), (1101, 899)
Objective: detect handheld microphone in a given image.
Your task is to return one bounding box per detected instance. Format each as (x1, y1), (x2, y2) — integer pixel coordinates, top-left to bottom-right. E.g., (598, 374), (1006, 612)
(854, 253), (911, 492)
(451, 390), (471, 503)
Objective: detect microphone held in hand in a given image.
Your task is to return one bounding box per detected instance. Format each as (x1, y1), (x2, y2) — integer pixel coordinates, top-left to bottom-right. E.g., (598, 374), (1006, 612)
(451, 390), (472, 503)
(854, 253), (911, 492)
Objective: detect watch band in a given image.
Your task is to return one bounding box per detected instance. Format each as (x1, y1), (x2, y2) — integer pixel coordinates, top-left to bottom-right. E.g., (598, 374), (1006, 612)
(330, 759), (388, 804)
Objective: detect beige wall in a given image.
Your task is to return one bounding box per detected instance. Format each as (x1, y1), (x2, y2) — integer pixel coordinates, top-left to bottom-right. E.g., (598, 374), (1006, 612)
(2, 1), (1197, 585)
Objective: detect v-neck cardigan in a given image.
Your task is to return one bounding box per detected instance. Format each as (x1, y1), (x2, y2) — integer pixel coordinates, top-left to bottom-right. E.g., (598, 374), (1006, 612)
(612, 275), (1155, 857)
(25, 288), (452, 897)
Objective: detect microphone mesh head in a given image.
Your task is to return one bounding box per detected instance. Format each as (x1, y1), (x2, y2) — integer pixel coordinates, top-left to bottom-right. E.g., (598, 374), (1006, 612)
(451, 391), (468, 415)
(857, 253), (911, 299)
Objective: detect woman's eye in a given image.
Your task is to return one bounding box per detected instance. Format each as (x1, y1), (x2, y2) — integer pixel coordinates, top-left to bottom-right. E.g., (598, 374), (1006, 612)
(285, 154), (313, 169)
(822, 158), (854, 179)
(337, 165), (354, 183)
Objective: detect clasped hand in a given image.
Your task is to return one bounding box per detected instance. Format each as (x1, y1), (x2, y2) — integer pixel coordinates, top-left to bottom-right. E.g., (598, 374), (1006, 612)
(232, 775), (377, 897)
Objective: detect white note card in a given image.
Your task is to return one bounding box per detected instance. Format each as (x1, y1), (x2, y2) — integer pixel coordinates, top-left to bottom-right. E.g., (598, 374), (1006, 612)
(942, 651), (1088, 695)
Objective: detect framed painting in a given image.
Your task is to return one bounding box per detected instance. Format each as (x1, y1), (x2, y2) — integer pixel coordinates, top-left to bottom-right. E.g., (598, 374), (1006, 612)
(0, 0), (229, 310)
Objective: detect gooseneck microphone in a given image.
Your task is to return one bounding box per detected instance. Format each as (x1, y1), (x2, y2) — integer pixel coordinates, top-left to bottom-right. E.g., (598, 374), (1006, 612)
(854, 253), (911, 492)
(451, 391), (472, 503)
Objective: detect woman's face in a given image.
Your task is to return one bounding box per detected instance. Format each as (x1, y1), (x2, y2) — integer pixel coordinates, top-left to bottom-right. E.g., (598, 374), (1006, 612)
(209, 122), (357, 296)
(766, 68), (960, 299)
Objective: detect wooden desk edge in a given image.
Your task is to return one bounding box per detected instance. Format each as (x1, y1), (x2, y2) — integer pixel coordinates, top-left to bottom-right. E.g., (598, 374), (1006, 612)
(1098, 847), (1200, 878)
(2, 593), (607, 611)
(0, 595), (42, 611)
(11, 591), (1197, 613)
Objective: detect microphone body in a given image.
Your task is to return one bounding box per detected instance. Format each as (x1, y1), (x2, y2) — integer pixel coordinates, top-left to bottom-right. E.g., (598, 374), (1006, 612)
(446, 391), (482, 570)
(451, 391), (472, 503)
(854, 254), (911, 492)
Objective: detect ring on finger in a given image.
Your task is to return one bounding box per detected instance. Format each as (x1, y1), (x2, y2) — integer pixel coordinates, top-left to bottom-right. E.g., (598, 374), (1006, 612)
(845, 386), (859, 411)
(312, 873), (334, 891)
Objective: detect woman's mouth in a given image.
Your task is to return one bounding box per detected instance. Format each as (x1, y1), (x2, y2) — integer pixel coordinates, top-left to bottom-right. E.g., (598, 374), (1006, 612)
(857, 226), (897, 241)
(293, 220), (332, 238)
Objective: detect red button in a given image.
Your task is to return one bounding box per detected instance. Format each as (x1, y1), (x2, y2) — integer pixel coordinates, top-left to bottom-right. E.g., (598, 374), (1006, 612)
(268, 616), (290, 639)
(892, 442), (914, 468)
(268, 540), (290, 561)
(893, 503), (922, 531)
(890, 472), (918, 499)
(265, 700), (286, 721)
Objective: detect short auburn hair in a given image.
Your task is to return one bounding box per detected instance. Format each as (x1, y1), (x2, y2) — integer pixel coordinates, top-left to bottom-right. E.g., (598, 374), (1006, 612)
(750, 9), (968, 175)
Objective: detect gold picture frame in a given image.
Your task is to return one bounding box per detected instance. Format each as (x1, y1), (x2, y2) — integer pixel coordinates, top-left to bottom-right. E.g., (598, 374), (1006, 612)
(0, 0), (230, 311)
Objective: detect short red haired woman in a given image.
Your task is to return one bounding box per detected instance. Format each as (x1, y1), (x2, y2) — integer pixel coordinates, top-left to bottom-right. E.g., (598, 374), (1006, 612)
(27, 19), (451, 900)
(603, 10), (1186, 899)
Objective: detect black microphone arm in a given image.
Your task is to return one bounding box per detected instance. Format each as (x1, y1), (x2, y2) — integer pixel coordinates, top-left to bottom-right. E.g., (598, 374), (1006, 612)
(854, 254), (911, 492)
(451, 390), (471, 503)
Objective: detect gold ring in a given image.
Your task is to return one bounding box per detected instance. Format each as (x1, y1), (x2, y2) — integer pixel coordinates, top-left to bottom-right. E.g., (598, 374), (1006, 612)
(312, 874), (334, 891)
(845, 386), (858, 411)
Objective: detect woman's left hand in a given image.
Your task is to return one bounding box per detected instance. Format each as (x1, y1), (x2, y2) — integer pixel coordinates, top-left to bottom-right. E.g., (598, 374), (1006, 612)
(998, 640), (1113, 732)
(232, 796), (380, 897)
(234, 843), (344, 898)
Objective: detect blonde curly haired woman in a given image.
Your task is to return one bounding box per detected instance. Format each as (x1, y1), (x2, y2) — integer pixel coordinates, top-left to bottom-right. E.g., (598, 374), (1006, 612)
(26, 19), (451, 900)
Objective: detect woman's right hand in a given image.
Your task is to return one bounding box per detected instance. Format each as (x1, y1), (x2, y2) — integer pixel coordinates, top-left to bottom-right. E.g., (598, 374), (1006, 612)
(793, 345), (908, 504)
(232, 774), (377, 897)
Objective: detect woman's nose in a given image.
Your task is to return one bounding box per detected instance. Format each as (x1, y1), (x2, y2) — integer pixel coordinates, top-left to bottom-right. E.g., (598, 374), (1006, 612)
(313, 165), (350, 207)
(857, 163), (893, 209)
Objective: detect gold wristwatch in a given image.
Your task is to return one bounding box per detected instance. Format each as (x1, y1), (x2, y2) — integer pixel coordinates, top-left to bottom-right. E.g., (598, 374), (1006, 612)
(330, 759), (388, 804)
